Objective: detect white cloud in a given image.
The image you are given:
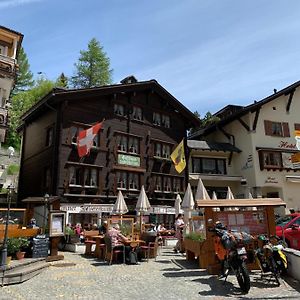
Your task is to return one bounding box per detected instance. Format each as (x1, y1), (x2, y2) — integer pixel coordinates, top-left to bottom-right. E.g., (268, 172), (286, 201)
(0, 0), (43, 9)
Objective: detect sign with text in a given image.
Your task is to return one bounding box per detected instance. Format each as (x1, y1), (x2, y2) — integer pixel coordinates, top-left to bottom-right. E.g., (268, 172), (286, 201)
(118, 154), (140, 167)
(60, 204), (114, 213)
(49, 211), (66, 237)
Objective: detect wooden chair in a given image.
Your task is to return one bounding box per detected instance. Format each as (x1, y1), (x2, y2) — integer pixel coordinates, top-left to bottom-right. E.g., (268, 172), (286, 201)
(140, 233), (159, 262)
(84, 240), (96, 256)
(104, 235), (125, 265)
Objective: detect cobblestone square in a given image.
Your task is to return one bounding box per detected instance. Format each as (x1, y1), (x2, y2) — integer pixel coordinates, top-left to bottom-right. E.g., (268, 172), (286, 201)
(1, 248), (300, 300)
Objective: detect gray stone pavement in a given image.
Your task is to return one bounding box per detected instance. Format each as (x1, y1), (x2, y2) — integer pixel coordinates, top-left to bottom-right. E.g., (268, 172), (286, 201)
(1, 247), (300, 300)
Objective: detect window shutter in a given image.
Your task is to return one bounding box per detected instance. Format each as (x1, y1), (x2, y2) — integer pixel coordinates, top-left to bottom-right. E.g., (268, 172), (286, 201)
(282, 122), (290, 137)
(264, 120), (272, 136)
(258, 151), (264, 171)
(294, 123), (300, 131)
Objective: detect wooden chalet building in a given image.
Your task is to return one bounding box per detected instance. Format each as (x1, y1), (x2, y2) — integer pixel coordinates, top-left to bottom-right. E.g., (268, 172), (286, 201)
(18, 76), (200, 226)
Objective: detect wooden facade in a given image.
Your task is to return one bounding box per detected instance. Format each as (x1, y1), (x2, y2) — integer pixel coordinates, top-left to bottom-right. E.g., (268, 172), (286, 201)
(18, 77), (200, 221)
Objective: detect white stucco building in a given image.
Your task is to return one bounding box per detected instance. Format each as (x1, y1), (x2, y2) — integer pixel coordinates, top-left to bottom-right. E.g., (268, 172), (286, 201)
(189, 80), (300, 213)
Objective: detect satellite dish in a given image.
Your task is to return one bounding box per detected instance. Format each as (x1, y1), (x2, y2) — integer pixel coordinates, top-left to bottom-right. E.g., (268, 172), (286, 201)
(8, 146), (15, 157)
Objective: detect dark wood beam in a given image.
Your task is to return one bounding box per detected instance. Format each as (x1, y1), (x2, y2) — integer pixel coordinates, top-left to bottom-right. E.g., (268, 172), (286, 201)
(252, 108), (261, 131)
(286, 90), (295, 112)
(238, 118), (250, 132)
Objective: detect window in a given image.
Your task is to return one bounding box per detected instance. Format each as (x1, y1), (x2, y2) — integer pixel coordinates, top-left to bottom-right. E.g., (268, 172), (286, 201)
(162, 145), (171, 159)
(162, 115), (170, 128)
(154, 142), (171, 159)
(262, 151), (282, 168)
(192, 157), (226, 174)
(153, 112), (161, 126)
(69, 166), (82, 186)
(264, 120), (290, 137)
(84, 169), (97, 187)
(154, 176), (162, 191)
(117, 135), (139, 154)
(114, 104), (125, 116)
(295, 123), (300, 131)
(128, 137), (139, 154)
(173, 178), (182, 193)
(132, 106), (143, 121)
(163, 177), (172, 192)
(46, 127), (53, 147)
(153, 112), (171, 128)
(117, 171), (139, 190)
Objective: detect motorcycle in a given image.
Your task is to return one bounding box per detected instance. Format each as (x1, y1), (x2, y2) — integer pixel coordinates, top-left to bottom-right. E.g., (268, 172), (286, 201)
(255, 234), (288, 285)
(209, 223), (251, 293)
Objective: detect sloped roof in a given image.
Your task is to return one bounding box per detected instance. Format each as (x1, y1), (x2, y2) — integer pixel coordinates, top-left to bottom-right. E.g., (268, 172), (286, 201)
(21, 79), (201, 128)
(190, 80), (300, 138)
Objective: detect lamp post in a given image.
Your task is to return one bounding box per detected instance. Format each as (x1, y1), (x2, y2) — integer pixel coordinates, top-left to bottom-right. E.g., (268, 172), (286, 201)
(0, 184), (15, 270)
(43, 193), (49, 234)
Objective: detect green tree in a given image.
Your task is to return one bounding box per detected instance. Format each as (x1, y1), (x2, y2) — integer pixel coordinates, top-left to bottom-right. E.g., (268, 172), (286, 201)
(71, 38), (113, 88)
(6, 78), (55, 149)
(13, 47), (34, 94)
(56, 72), (68, 89)
(188, 111), (220, 136)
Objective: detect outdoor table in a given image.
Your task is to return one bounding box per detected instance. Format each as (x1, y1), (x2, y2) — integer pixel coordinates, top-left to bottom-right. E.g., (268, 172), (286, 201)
(92, 235), (105, 258)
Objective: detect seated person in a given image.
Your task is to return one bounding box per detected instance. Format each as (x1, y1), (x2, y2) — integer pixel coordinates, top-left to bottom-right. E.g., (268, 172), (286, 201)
(98, 220), (108, 235)
(157, 223), (166, 232)
(106, 224), (139, 264)
(28, 218), (39, 228)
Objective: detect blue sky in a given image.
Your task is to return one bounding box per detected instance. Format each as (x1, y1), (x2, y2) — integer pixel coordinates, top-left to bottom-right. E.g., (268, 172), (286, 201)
(2, 0), (300, 116)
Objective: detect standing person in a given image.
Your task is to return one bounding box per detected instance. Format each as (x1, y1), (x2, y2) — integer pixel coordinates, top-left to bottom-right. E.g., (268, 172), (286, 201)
(174, 214), (184, 253)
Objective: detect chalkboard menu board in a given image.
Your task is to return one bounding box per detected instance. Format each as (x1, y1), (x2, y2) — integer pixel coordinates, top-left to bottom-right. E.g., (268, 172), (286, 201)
(32, 235), (49, 258)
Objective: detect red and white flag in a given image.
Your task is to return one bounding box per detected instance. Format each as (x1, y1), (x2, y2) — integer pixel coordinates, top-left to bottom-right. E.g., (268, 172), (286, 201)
(77, 121), (103, 157)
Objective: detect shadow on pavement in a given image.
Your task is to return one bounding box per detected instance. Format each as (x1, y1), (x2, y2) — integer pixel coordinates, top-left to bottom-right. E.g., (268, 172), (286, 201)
(163, 270), (207, 278)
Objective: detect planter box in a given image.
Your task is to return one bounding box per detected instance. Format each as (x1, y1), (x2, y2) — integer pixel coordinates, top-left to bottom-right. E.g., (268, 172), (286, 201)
(184, 238), (217, 269)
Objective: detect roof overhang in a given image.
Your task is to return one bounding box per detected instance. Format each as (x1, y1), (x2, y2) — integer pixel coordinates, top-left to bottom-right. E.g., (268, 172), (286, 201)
(188, 140), (241, 153)
(196, 198), (286, 208)
(22, 196), (60, 204)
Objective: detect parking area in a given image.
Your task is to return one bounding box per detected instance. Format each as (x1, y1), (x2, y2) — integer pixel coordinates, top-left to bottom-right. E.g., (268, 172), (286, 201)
(1, 248), (300, 300)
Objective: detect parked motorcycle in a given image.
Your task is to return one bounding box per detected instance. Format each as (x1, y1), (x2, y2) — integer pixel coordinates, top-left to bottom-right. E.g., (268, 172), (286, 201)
(254, 234), (288, 286)
(209, 222), (251, 293)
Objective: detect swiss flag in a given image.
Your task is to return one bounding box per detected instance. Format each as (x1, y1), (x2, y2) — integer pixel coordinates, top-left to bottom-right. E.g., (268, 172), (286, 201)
(77, 121), (103, 157)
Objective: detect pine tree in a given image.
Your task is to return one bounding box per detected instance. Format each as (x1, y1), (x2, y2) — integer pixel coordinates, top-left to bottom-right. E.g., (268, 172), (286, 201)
(71, 38), (113, 88)
(56, 72), (68, 89)
(13, 47), (34, 93)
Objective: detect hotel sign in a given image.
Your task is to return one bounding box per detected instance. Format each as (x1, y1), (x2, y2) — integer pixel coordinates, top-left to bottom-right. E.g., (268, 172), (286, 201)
(118, 154), (140, 167)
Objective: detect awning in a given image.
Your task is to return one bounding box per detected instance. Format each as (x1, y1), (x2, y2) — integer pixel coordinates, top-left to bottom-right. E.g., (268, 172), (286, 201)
(196, 198), (286, 208)
(286, 175), (300, 183)
(188, 140), (241, 153)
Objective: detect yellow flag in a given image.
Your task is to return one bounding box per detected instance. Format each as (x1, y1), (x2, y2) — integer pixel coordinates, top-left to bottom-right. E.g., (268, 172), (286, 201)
(170, 139), (186, 173)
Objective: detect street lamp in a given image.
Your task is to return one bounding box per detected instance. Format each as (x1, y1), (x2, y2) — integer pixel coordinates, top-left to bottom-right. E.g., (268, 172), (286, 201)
(0, 184), (15, 270)
(43, 193), (50, 234)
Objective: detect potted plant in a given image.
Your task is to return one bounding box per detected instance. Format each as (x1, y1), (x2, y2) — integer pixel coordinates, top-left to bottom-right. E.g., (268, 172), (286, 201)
(16, 237), (30, 260)
(7, 237), (29, 260)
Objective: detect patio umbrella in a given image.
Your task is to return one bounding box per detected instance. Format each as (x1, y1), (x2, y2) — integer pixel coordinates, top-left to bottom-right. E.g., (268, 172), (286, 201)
(212, 191), (220, 211)
(135, 185), (151, 232)
(181, 183), (194, 234)
(112, 190), (128, 215)
(174, 194), (183, 216)
(212, 191), (218, 200)
(195, 178), (211, 201)
(226, 186), (235, 199)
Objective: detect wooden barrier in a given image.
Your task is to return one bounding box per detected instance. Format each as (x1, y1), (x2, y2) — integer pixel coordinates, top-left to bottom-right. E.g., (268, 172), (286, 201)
(0, 224), (40, 240)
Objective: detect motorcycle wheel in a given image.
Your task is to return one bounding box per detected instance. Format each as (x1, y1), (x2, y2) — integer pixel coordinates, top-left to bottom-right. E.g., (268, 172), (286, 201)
(236, 262), (251, 293)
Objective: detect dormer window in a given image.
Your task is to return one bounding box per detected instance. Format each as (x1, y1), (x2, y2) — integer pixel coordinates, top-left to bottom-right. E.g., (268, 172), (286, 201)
(114, 103), (125, 116)
(132, 106), (142, 121)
